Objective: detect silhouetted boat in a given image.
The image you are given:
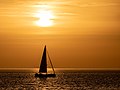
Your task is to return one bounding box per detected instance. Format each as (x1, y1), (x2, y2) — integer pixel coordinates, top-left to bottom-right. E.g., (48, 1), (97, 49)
(35, 45), (56, 78)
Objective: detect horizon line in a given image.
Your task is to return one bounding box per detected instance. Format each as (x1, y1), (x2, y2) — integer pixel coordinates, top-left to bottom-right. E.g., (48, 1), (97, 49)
(0, 67), (120, 70)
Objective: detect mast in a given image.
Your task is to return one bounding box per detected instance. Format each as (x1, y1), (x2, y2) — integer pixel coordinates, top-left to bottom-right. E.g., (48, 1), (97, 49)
(39, 45), (47, 73)
(47, 50), (55, 74)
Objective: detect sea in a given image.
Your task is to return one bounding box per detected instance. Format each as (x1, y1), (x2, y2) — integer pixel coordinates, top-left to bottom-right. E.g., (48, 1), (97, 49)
(0, 68), (120, 90)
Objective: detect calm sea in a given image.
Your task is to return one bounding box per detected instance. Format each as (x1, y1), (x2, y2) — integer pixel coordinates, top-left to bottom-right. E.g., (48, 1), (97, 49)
(0, 68), (120, 90)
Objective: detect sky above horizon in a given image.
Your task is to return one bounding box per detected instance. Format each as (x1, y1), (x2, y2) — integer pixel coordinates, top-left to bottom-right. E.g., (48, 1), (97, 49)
(0, 0), (120, 68)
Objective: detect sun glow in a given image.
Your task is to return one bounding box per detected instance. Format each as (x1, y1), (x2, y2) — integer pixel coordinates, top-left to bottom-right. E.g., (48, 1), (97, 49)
(35, 10), (54, 27)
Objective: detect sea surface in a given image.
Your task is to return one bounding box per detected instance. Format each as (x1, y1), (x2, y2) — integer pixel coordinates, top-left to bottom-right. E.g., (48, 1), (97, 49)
(0, 68), (120, 90)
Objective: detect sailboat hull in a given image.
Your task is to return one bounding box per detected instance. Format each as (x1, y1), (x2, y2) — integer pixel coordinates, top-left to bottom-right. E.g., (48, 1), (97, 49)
(35, 73), (56, 78)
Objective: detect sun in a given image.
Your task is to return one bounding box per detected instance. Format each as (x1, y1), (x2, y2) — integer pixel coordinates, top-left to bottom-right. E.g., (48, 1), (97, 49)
(35, 10), (54, 27)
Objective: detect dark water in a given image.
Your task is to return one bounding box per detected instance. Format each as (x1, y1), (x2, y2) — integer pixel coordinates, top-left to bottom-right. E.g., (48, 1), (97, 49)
(0, 69), (120, 90)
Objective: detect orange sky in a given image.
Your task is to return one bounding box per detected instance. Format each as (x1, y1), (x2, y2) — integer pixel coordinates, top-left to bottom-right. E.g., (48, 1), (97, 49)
(0, 0), (120, 68)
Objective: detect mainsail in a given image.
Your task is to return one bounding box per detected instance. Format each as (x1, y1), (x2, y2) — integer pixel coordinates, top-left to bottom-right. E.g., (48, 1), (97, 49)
(39, 46), (47, 73)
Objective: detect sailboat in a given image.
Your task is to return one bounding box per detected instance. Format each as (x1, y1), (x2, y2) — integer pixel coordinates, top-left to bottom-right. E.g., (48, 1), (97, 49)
(35, 45), (56, 78)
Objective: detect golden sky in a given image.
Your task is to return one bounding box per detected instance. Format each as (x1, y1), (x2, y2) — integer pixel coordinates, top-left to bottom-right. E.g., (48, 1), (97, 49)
(0, 0), (120, 68)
